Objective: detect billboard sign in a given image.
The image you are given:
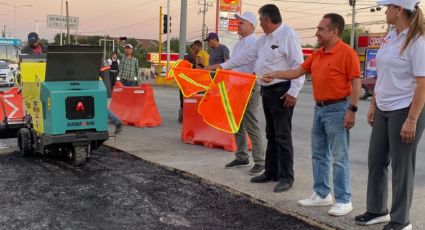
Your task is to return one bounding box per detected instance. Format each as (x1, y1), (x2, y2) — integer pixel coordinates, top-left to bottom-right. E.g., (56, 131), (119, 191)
(47, 15), (79, 30)
(219, 0), (241, 12)
(216, 0), (242, 55)
(0, 38), (22, 46)
(364, 48), (379, 78)
(368, 33), (386, 47)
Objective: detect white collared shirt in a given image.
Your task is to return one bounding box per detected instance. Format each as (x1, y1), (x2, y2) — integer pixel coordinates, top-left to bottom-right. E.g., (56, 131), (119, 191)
(231, 33), (257, 73)
(375, 29), (425, 111)
(221, 24), (305, 98)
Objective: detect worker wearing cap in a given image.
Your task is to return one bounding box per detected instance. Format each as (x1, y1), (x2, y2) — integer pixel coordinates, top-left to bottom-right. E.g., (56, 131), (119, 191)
(118, 44), (139, 86)
(206, 12), (265, 175)
(216, 4), (305, 193)
(204, 32), (230, 66)
(22, 32), (47, 55)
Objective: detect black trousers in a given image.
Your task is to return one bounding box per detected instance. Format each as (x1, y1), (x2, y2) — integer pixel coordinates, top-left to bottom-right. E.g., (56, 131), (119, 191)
(179, 90), (183, 109)
(109, 71), (118, 87)
(261, 82), (294, 184)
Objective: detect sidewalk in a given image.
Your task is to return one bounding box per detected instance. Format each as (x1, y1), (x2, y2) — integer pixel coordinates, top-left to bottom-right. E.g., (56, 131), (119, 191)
(105, 85), (425, 230)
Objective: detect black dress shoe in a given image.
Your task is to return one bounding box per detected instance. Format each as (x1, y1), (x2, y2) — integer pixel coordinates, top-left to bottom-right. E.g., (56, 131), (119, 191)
(250, 173), (275, 183)
(274, 180), (292, 192)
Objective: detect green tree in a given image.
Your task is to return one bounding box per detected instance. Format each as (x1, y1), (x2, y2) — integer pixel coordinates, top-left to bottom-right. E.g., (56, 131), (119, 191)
(342, 26), (364, 46)
(51, 33), (104, 46)
(170, 37), (179, 53)
(48, 34), (160, 68)
(40, 39), (49, 47)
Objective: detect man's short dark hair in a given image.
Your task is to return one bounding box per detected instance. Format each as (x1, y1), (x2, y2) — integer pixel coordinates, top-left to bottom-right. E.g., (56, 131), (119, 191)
(323, 13), (345, 37)
(193, 40), (202, 48)
(258, 4), (282, 24)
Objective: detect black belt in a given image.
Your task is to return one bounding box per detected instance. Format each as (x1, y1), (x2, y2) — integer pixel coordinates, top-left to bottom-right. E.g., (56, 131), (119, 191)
(316, 98), (347, 107)
(262, 81), (291, 89)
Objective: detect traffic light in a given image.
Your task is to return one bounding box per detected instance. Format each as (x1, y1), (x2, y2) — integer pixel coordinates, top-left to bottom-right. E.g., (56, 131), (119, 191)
(349, 0), (356, 6)
(163, 14), (171, 34)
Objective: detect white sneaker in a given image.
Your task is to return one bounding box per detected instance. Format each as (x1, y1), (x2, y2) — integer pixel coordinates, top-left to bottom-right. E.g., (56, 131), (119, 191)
(298, 192), (333, 207)
(328, 202), (353, 216)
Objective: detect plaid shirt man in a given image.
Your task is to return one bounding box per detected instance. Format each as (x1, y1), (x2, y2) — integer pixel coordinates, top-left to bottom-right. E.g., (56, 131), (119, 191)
(119, 56), (139, 81)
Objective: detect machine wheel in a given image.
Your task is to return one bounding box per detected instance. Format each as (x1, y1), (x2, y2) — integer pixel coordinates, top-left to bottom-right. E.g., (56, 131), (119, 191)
(17, 128), (32, 156)
(29, 128), (38, 152)
(359, 85), (369, 100)
(71, 145), (88, 166)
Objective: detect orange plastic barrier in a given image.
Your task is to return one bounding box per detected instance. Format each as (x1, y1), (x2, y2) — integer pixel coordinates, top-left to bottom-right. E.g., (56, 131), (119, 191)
(110, 83), (161, 128)
(181, 94), (251, 152)
(0, 87), (24, 124)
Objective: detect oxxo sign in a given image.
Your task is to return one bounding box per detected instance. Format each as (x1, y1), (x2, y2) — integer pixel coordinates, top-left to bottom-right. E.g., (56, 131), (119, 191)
(368, 34), (386, 47)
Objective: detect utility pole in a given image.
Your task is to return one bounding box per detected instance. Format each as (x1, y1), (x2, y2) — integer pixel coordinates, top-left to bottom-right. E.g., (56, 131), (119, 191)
(66, 0), (70, 45)
(35, 20), (39, 33)
(166, 0), (171, 73)
(158, 6), (163, 78)
(198, 0), (213, 49)
(60, 0), (63, 45)
(349, 0), (356, 48)
(103, 35), (107, 61)
(179, 0), (187, 59)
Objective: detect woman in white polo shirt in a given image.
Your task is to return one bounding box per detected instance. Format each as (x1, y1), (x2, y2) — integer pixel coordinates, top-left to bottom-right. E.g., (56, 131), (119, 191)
(355, 0), (425, 229)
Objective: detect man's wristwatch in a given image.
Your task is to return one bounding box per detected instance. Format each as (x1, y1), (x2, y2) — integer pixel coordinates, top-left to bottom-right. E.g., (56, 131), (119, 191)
(349, 104), (358, 112)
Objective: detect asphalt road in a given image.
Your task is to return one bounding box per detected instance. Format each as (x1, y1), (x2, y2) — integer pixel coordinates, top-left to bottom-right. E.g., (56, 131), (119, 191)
(0, 146), (318, 230)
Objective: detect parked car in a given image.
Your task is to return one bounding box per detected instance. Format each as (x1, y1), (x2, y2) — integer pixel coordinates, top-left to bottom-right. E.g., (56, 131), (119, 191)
(360, 77), (376, 100)
(0, 61), (15, 87)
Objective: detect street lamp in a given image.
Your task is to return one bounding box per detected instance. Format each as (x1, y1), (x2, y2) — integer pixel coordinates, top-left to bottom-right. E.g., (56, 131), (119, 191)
(349, 0), (356, 48)
(0, 2), (32, 38)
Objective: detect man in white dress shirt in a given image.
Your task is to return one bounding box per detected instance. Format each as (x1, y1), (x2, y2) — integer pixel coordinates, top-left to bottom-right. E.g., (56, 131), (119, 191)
(206, 12), (265, 175)
(218, 4), (305, 192)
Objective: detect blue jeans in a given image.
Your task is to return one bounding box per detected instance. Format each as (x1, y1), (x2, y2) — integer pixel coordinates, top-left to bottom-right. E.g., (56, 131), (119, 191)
(121, 79), (136, 86)
(108, 110), (121, 126)
(311, 101), (351, 203)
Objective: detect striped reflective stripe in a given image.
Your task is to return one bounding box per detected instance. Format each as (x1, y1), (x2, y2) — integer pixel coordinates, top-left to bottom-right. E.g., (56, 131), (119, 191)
(218, 81), (237, 133)
(167, 60), (181, 79)
(167, 69), (174, 79)
(177, 73), (209, 89)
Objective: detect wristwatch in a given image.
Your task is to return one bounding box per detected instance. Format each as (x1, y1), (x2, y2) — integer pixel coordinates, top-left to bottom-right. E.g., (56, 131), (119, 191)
(349, 104), (358, 112)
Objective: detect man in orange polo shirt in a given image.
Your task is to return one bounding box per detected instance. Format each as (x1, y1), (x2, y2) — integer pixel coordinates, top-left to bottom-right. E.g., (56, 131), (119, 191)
(262, 13), (360, 216)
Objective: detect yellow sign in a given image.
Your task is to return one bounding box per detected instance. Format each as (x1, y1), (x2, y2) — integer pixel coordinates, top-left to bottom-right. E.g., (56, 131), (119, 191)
(149, 53), (159, 62)
(220, 0), (241, 12)
(220, 0), (240, 5)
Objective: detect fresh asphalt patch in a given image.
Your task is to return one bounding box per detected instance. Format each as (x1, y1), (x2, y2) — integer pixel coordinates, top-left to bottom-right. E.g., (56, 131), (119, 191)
(0, 146), (320, 230)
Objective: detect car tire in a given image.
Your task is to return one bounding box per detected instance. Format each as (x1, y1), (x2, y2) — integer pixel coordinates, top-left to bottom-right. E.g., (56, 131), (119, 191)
(360, 85), (369, 100)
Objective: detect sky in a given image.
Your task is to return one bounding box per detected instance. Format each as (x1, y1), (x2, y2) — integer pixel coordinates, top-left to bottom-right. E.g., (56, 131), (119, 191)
(0, 0), (417, 45)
